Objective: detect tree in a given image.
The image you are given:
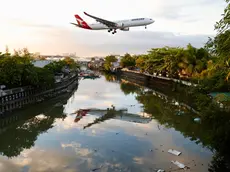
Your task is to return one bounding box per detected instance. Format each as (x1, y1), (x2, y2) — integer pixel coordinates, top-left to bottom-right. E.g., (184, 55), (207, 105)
(103, 55), (118, 71)
(0, 48), (56, 88)
(136, 55), (148, 72)
(203, 0), (230, 86)
(215, 0), (230, 34)
(120, 53), (136, 68)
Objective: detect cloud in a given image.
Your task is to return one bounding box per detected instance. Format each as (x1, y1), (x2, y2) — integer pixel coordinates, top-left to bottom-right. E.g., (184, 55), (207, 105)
(6, 24), (210, 56)
(0, 0), (226, 56)
(152, 0), (225, 20)
(68, 30), (211, 56)
(6, 18), (56, 29)
(0, 147), (78, 172)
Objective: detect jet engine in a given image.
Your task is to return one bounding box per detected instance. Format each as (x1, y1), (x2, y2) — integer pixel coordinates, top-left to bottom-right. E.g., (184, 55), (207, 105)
(120, 27), (129, 31)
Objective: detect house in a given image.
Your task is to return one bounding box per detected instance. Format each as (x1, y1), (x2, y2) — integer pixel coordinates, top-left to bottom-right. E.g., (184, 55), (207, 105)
(110, 56), (121, 72)
(88, 58), (105, 69)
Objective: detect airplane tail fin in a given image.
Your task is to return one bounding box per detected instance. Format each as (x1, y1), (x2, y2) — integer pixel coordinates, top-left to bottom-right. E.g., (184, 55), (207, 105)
(74, 15), (85, 25)
(73, 14), (91, 29)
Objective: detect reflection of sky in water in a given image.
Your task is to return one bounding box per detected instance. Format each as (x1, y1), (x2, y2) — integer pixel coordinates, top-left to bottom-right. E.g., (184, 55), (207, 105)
(63, 77), (142, 115)
(0, 76), (213, 172)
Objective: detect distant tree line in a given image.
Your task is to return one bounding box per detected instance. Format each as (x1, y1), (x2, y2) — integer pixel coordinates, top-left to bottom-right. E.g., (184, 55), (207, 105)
(0, 47), (79, 89)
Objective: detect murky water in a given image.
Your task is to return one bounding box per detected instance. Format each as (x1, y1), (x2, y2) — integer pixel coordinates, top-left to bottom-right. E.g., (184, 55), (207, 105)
(0, 75), (216, 172)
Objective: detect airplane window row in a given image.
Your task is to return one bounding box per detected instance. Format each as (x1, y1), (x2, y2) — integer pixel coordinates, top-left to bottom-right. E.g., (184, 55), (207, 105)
(131, 18), (144, 21)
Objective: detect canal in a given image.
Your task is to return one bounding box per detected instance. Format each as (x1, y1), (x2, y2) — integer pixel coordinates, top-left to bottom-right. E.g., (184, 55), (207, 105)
(0, 74), (228, 172)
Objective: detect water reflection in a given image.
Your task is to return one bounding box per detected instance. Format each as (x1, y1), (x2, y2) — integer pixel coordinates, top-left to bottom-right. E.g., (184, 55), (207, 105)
(105, 72), (230, 171)
(0, 73), (229, 171)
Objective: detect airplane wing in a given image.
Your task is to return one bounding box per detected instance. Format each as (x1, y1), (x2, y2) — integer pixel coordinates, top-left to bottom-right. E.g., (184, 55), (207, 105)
(84, 12), (117, 28)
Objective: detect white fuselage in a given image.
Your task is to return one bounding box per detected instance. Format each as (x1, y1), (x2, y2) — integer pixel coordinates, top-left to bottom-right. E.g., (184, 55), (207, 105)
(89, 18), (154, 30)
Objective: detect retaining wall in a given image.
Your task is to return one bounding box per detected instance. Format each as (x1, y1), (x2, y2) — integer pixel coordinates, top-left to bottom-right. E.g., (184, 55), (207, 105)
(0, 74), (78, 116)
(120, 70), (191, 90)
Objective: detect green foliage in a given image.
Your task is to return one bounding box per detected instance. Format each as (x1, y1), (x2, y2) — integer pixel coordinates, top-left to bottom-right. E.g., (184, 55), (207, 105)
(0, 47), (78, 89)
(0, 48), (42, 88)
(215, 0), (230, 34)
(120, 81), (140, 95)
(103, 55), (118, 71)
(133, 46), (210, 78)
(120, 53), (136, 68)
(204, 0), (230, 84)
(135, 55), (148, 72)
(44, 60), (67, 74)
(35, 67), (55, 89)
(44, 58), (78, 74)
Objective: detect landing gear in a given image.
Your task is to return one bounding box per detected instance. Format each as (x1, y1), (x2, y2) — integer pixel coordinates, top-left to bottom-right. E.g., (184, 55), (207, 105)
(112, 29), (117, 34)
(108, 29), (117, 34)
(145, 26), (147, 29)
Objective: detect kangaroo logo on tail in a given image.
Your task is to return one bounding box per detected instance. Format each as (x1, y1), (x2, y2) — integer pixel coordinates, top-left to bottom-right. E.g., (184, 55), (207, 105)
(74, 14), (91, 29)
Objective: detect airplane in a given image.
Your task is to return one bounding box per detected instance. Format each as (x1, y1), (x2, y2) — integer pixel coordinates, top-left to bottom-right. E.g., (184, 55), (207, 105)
(70, 12), (155, 34)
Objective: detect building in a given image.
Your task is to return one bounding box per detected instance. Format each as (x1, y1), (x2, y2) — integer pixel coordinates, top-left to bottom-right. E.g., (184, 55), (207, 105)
(88, 58), (105, 69)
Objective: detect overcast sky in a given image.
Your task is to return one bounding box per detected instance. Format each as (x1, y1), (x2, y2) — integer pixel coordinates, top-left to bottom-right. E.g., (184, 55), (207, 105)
(0, 0), (227, 57)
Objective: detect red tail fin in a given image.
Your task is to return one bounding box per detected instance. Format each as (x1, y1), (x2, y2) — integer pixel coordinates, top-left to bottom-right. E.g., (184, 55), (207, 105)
(74, 15), (84, 25)
(74, 14), (91, 29)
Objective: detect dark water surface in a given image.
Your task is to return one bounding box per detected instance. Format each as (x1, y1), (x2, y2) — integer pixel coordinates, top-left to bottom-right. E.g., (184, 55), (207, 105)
(0, 75), (218, 172)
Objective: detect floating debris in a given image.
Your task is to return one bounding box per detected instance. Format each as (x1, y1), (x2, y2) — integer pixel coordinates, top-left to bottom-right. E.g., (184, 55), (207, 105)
(54, 102), (63, 107)
(171, 161), (185, 169)
(168, 149), (181, 156)
(194, 118), (201, 123)
(90, 165), (103, 171)
(176, 111), (185, 116)
(157, 170), (165, 172)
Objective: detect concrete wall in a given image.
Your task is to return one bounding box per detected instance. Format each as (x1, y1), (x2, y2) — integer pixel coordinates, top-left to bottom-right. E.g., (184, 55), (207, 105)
(120, 69), (197, 88)
(0, 74), (78, 117)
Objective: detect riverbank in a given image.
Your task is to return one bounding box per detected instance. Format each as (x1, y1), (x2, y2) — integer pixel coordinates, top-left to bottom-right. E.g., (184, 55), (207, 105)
(0, 73), (79, 116)
(118, 69), (230, 112)
(0, 84), (78, 132)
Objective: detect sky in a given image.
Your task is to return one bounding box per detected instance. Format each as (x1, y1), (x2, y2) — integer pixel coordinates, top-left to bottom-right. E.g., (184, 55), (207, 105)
(0, 0), (227, 57)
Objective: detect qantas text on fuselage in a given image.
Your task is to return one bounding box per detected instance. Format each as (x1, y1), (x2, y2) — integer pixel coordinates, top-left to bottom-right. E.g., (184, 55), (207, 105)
(70, 12), (155, 34)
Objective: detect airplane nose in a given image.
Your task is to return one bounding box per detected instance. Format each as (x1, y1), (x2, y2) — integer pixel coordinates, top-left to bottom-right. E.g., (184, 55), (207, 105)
(150, 19), (154, 23)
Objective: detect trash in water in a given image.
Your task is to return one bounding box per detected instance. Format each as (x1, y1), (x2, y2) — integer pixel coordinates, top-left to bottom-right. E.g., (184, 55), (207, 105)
(171, 161), (185, 169)
(176, 111), (185, 115)
(168, 149), (181, 156)
(90, 165), (103, 171)
(194, 118), (201, 123)
(54, 102), (63, 107)
(157, 169), (165, 172)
